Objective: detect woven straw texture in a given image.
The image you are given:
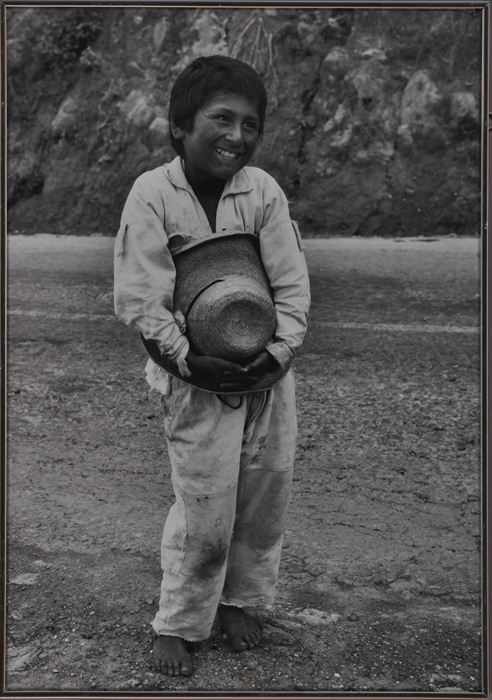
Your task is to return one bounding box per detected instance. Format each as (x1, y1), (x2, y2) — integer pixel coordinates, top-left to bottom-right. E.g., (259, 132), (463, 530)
(174, 234), (276, 362)
(174, 234), (272, 314)
(187, 276), (276, 361)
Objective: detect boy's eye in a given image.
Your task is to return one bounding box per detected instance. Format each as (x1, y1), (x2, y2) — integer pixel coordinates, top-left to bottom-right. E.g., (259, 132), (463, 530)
(244, 121), (259, 132)
(211, 113), (258, 132)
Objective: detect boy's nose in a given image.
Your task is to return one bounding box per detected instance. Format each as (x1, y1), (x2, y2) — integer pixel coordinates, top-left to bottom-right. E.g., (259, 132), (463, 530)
(225, 122), (243, 144)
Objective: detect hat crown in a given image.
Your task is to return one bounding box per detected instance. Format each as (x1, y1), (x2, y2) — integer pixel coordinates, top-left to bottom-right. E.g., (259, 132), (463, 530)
(173, 233), (276, 363)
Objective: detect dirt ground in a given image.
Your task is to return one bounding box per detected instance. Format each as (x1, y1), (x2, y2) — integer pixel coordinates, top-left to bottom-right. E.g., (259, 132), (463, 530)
(5, 235), (484, 693)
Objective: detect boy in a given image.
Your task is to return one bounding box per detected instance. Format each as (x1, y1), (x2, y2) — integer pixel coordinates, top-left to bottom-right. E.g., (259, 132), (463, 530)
(114, 55), (310, 676)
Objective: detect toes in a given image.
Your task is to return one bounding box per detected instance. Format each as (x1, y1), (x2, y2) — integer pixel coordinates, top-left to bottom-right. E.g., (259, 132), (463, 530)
(247, 634), (258, 648)
(152, 638), (193, 676)
(180, 661), (193, 676)
(231, 636), (248, 652)
(245, 638), (254, 649)
(218, 606), (263, 652)
(245, 627), (262, 648)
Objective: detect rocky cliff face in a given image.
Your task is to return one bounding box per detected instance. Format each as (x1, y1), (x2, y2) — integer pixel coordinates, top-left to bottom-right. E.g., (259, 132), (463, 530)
(7, 7), (483, 236)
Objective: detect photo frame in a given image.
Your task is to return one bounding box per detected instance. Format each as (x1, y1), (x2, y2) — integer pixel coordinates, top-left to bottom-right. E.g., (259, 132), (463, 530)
(2, 2), (490, 698)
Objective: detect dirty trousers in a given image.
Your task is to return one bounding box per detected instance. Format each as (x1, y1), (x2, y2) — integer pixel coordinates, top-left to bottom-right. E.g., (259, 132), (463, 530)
(151, 370), (297, 641)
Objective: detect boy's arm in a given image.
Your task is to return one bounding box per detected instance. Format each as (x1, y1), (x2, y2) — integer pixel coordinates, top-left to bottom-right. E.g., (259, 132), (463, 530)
(258, 179), (311, 370)
(113, 178), (190, 371)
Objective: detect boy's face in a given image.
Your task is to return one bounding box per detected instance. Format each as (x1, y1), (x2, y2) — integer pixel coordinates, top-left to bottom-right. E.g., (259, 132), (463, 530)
(172, 92), (262, 184)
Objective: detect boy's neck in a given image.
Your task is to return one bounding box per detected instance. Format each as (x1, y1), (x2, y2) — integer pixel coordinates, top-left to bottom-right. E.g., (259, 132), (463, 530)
(182, 161), (226, 199)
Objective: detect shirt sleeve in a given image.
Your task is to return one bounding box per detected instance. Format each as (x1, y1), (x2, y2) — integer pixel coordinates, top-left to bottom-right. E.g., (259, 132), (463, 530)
(258, 177), (311, 370)
(113, 176), (190, 364)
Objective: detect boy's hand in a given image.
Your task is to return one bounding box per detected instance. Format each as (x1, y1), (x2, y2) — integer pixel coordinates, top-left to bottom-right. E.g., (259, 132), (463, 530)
(242, 350), (280, 381)
(186, 351), (256, 391)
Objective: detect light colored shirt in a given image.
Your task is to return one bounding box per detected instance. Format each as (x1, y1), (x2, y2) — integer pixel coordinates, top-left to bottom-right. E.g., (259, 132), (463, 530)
(114, 157), (310, 387)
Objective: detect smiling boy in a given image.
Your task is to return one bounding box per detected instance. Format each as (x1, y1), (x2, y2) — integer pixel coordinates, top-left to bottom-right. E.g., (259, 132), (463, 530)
(114, 55), (310, 676)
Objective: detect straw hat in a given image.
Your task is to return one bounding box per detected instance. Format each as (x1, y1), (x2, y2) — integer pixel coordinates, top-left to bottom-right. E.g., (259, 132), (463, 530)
(141, 233), (285, 393)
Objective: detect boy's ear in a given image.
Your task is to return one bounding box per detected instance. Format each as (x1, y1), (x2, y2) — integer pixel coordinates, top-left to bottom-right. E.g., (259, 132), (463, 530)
(170, 120), (185, 140)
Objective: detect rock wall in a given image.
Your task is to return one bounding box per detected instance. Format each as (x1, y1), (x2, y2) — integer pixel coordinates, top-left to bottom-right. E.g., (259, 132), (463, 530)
(7, 7), (483, 236)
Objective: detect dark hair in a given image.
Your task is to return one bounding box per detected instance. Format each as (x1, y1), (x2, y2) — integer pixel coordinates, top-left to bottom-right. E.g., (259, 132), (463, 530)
(168, 55), (267, 156)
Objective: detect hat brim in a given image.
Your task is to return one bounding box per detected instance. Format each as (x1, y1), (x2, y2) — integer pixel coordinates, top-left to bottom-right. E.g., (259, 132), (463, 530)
(141, 335), (285, 395)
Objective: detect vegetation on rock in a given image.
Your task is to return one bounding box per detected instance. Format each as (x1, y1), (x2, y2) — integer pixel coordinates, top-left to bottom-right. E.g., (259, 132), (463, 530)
(7, 7), (483, 236)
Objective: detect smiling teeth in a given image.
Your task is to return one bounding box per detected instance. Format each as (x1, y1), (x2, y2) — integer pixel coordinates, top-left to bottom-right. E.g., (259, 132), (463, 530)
(216, 148), (238, 159)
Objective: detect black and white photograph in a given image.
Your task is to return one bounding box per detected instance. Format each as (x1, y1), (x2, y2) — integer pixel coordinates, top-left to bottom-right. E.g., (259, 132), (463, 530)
(3, 2), (489, 695)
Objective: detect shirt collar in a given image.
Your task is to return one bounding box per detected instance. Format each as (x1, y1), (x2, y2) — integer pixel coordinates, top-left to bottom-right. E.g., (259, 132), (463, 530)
(165, 156), (253, 197)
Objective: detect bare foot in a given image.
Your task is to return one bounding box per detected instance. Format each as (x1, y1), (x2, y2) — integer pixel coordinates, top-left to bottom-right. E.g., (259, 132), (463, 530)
(152, 635), (193, 676)
(218, 604), (263, 651)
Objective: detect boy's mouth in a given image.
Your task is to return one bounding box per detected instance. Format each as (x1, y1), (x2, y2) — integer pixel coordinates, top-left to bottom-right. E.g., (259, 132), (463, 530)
(215, 147), (241, 161)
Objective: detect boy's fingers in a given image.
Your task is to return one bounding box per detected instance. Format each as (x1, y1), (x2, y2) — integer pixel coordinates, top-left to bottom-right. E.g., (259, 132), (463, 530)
(243, 357), (261, 372)
(243, 352), (273, 374)
(221, 361), (248, 374)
